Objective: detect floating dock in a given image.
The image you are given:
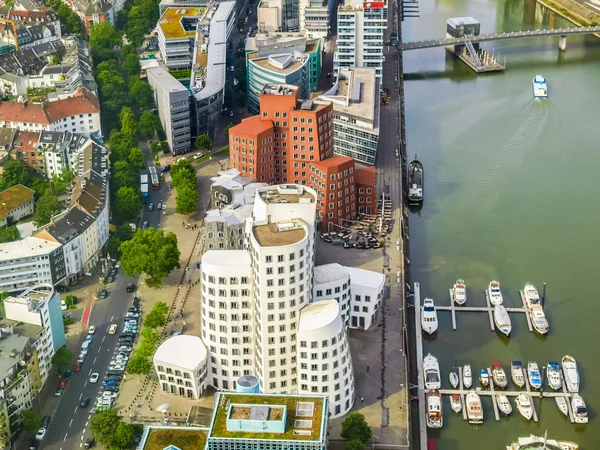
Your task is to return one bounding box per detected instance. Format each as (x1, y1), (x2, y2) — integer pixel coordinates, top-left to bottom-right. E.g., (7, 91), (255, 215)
(444, 44), (506, 73)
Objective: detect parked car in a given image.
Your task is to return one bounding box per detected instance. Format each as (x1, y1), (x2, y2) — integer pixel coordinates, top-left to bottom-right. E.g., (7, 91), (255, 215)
(107, 275), (115, 283)
(55, 387), (64, 396)
(59, 378), (67, 389)
(107, 370), (124, 376)
(88, 325), (96, 334)
(99, 290), (108, 299)
(84, 437), (95, 448)
(157, 201), (163, 210)
(74, 361), (82, 372)
(141, 221), (149, 230)
(148, 203), (154, 211)
(29, 438), (39, 449)
(160, 165), (171, 172)
(126, 282), (136, 292)
(193, 152), (204, 160)
(35, 427), (46, 440)
(80, 397), (90, 407)
(109, 364), (126, 371)
(42, 416), (50, 428)
(63, 370), (72, 380)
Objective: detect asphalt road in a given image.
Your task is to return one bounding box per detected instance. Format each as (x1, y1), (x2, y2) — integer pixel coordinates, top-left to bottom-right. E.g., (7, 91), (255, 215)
(42, 174), (169, 450)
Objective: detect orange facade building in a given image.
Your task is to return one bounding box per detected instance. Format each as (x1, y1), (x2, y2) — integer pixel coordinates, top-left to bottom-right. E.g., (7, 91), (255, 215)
(229, 84), (377, 231)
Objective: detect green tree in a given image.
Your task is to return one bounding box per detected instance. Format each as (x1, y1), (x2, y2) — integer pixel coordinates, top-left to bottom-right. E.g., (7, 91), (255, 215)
(0, 160), (32, 190)
(143, 309), (166, 329)
(224, 122), (234, 139)
(90, 409), (121, 447)
(89, 22), (122, 63)
(21, 409), (42, 433)
(119, 107), (137, 134)
(106, 236), (122, 260)
(34, 195), (61, 227)
(115, 187), (140, 222)
(126, 353), (153, 374)
(170, 158), (195, 187)
(123, 53), (141, 76)
(346, 440), (365, 450)
(140, 327), (160, 347)
(341, 413), (371, 443)
(128, 147), (146, 170)
(119, 228), (181, 287)
(112, 160), (138, 191)
(116, 223), (135, 242)
(139, 110), (160, 138)
(113, 421), (135, 448)
(51, 346), (72, 371)
(195, 134), (213, 152)
(108, 131), (138, 162)
(175, 180), (197, 215)
(0, 225), (21, 243)
(129, 77), (154, 109)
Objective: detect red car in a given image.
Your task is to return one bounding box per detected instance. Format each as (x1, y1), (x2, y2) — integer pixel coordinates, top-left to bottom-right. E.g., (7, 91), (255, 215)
(74, 361), (82, 372)
(59, 378), (67, 389)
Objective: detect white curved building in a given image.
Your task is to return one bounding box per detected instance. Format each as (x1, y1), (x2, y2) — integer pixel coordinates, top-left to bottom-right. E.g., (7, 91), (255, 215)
(200, 250), (254, 391)
(297, 299), (355, 417)
(313, 263), (351, 328)
(153, 335), (208, 399)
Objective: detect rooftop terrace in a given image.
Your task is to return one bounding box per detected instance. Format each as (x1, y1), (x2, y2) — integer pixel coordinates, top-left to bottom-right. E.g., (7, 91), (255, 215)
(159, 7), (206, 40)
(253, 220), (306, 247)
(142, 427), (208, 450)
(257, 185), (315, 204)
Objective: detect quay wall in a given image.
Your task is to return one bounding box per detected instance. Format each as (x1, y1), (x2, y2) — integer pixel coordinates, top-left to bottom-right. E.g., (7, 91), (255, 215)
(536, 0), (600, 27)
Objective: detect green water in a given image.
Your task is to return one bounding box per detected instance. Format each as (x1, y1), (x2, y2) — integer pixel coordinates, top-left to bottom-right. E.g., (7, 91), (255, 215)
(404, 0), (600, 448)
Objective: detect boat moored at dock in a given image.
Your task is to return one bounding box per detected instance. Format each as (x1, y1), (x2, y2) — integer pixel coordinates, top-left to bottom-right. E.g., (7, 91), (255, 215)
(561, 355), (579, 393)
(523, 283), (540, 307)
(511, 361), (525, 388)
(491, 362), (508, 389)
(529, 304), (549, 335)
(488, 280), (503, 305)
(450, 394), (462, 413)
(546, 362), (562, 391)
(423, 353), (441, 390)
(408, 155), (424, 203)
(527, 361), (542, 389)
(466, 391), (484, 424)
(421, 298), (438, 335)
(506, 432), (579, 450)
(533, 75), (548, 98)
(449, 369), (459, 388)
(493, 305), (512, 336)
(479, 368), (490, 388)
(452, 279), (467, 305)
(426, 389), (443, 428)
(571, 394), (588, 424)
(497, 393), (512, 416)
(555, 397), (569, 417)
(515, 393), (533, 421)
(463, 364), (472, 388)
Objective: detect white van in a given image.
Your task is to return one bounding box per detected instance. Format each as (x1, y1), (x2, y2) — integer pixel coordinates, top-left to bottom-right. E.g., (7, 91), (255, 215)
(61, 300), (67, 311)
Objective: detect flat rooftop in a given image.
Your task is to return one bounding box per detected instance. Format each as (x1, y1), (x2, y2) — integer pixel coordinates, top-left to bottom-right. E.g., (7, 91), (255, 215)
(209, 393), (326, 441)
(253, 221), (306, 247)
(0, 184), (34, 220)
(257, 186), (315, 204)
(249, 53), (306, 75)
(0, 319), (43, 340)
(0, 236), (61, 261)
(142, 427), (208, 450)
(159, 7), (205, 40)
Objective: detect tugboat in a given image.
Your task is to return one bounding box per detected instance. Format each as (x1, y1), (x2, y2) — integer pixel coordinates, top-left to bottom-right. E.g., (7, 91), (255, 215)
(408, 155), (424, 203)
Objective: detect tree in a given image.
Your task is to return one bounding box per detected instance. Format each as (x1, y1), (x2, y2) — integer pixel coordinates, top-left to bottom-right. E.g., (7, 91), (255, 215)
(51, 346), (73, 371)
(119, 107), (137, 134)
(108, 131), (137, 163)
(119, 228), (181, 287)
(115, 187), (140, 222)
(143, 309), (166, 329)
(89, 22), (122, 63)
(126, 353), (152, 374)
(116, 223), (135, 242)
(139, 110), (160, 138)
(346, 440), (365, 450)
(106, 236), (122, 260)
(0, 225), (20, 243)
(129, 77), (154, 109)
(34, 195), (61, 227)
(341, 413), (371, 443)
(21, 409), (42, 433)
(140, 327), (160, 347)
(123, 53), (141, 76)
(90, 409), (121, 447)
(0, 160), (32, 190)
(224, 122), (234, 139)
(195, 134), (213, 152)
(112, 160), (138, 191)
(113, 421), (135, 448)
(171, 159), (195, 187)
(175, 180), (197, 215)
(128, 147), (146, 170)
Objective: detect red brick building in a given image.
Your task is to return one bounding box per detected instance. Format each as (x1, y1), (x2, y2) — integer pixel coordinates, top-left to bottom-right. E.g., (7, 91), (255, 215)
(229, 83), (377, 231)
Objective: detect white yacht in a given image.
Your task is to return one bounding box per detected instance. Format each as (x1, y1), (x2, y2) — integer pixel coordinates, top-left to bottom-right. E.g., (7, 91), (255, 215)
(555, 397), (569, 417)
(421, 298), (438, 335)
(488, 280), (503, 306)
(571, 394), (588, 424)
(546, 362), (562, 391)
(523, 283), (540, 307)
(529, 304), (549, 335)
(426, 389), (443, 428)
(527, 361), (542, 390)
(506, 432), (579, 450)
(449, 369), (459, 388)
(494, 304), (512, 336)
(497, 393), (512, 416)
(466, 391), (483, 424)
(452, 279), (467, 305)
(533, 75), (548, 98)
(515, 393), (533, 421)
(511, 361), (525, 388)
(450, 394), (462, 413)
(463, 364), (473, 388)
(423, 353), (441, 390)
(561, 355), (579, 393)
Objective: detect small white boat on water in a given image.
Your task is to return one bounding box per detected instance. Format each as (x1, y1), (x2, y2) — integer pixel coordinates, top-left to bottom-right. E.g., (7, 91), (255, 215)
(506, 432), (579, 450)
(466, 391), (484, 424)
(516, 393), (533, 421)
(488, 280), (503, 306)
(571, 394), (588, 424)
(494, 305), (512, 336)
(555, 397), (569, 417)
(426, 389), (443, 428)
(480, 368), (490, 388)
(528, 361), (542, 390)
(421, 298), (438, 335)
(546, 362), (562, 391)
(497, 393), (512, 416)
(450, 394), (462, 413)
(523, 283), (541, 307)
(463, 364), (473, 388)
(529, 304), (549, 335)
(449, 370), (459, 388)
(423, 353), (441, 390)
(533, 75), (548, 99)
(561, 355), (579, 393)
(452, 279), (467, 305)
(491, 362), (508, 389)
(511, 361), (525, 388)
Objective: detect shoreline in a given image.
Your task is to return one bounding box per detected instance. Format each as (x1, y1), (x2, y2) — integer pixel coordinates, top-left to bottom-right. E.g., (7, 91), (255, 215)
(536, 0), (600, 38)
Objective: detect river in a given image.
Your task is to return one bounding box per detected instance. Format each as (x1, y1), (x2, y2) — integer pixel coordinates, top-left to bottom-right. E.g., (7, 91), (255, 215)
(403, 0), (600, 447)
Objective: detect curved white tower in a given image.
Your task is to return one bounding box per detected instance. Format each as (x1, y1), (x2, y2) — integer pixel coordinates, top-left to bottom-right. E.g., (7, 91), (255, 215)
(313, 263), (351, 328)
(297, 299), (355, 417)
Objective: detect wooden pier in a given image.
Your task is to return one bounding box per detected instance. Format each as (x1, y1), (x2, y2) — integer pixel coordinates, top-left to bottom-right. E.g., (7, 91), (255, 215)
(413, 283), (428, 450)
(519, 290), (534, 331)
(523, 368), (539, 422)
(488, 367), (500, 421)
(562, 380), (576, 423)
(458, 366), (467, 421)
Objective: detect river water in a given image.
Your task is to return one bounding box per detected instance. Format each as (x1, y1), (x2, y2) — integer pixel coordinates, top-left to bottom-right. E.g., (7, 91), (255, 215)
(403, 0), (600, 447)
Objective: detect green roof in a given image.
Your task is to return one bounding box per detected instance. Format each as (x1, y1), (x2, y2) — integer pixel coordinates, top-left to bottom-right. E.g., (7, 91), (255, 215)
(0, 184), (35, 220)
(143, 427), (207, 450)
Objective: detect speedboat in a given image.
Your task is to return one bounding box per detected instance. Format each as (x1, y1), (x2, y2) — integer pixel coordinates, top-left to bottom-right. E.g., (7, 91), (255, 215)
(494, 305), (512, 336)
(561, 355), (579, 393)
(546, 362), (562, 391)
(511, 361), (525, 388)
(463, 364), (472, 388)
(449, 369), (459, 388)
(466, 391), (483, 424)
(532, 74), (548, 99)
(527, 361), (542, 389)
(423, 353), (441, 390)
(452, 279), (467, 305)
(523, 283), (540, 307)
(515, 393), (533, 421)
(479, 368), (489, 388)
(555, 397), (569, 417)
(450, 394), (462, 413)
(497, 393), (512, 416)
(421, 298), (438, 335)
(408, 156), (424, 203)
(491, 362), (508, 389)
(529, 304), (549, 335)
(571, 394), (588, 424)
(506, 432), (579, 450)
(488, 280), (503, 306)
(426, 389), (443, 428)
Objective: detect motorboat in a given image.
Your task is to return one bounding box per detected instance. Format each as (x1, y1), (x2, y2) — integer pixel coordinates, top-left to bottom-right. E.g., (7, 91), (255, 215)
(426, 389), (443, 428)
(523, 283), (541, 307)
(423, 353), (441, 390)
(488, 280), (503, 306)
(449, 369), (459, 388)
(555, 397), (569, 417)
(561, 355), (579, 393)
(546, 362), (562, 391)
(491, 362), (508, 389)
(515, 393), (533, 421)
(421, 298), (438, 335)
(452, 279), (467, 305)
(506, 432), (579, 450)
(511, 361), (525, 388)
(408, 156), (424, 203)
(529, 304), (549, 335)
(533, 74), (548, 99)
(466, 391), (483, 424)
(497, 393), (512, 416)
(527, 361), (542, 389)
(571, 394), (588, 424)
(450, 394), (462, 413)
(479, 368), (489, 388)
(494, 305), (512, 336)
(463, 364), (473, 388)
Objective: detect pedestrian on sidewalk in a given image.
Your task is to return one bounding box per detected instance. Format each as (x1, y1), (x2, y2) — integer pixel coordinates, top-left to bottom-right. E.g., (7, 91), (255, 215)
(367, 366), (370, 372)
(361, 397), (364, 403)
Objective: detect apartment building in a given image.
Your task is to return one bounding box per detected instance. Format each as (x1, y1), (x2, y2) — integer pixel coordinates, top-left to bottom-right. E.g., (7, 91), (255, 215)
(257, 0), (299, 33)
(298, 0), (334, 39)
(0, 184), (35, 227)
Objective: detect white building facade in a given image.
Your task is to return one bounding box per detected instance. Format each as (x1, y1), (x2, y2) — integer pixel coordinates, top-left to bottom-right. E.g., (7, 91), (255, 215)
(313, 263), (351, 328)
(345, 266), (384, 329)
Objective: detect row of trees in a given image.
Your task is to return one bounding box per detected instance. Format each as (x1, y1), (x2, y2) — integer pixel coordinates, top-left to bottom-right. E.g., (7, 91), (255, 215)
(171, 158), (198, 215)
(126, 301), (168, 374)
(44, 0), (84, 35)
(90, 409), (135, 449)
